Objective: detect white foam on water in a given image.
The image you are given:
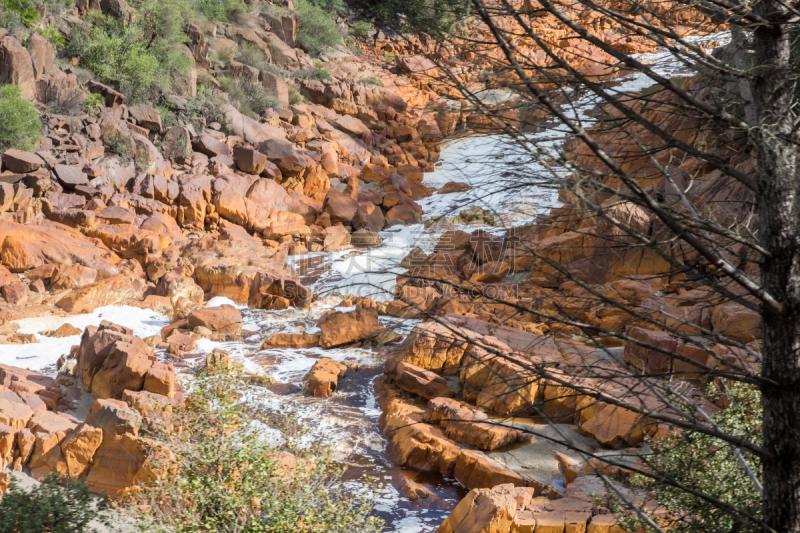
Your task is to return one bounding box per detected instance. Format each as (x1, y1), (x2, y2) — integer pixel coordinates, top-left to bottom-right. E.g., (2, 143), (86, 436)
(206, 296), (239, 308)
(2, 305), (169, 373)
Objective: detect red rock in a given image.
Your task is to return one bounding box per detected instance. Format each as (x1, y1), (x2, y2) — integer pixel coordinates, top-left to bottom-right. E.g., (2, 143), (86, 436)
(25, 32), (54, 80)
(188, 304), (242, 335)
(128, 106), (162, 132)
(29, 278), (45, 293)
(361, 163), (390, 183)
(96, 206), (136, 225)
(711, 301), (761, 343)
(28, 410), (77, 437)
(0, 396), (33, 429)
(192, 134), (232, 158)
(85, 79), (126, 107)
(86, 397), (142, 439)
(260, 332), (320, 349)
(385, 202), (421, 226)
(75, 322), (151, 399)
(44, 191), (85, 210)
(426, 398), (523, 451)
(0, 221), (120, 273)
(165, 333), (197, 352)
(323, 187), (359, 225)
(85, 433), (147, 494)
(157, 271), (204, 303)
(335, 115), (367, 136)
(60, 423), (103, 479)
(56, 274), (146, 313)
(303, 357), (347, 398)
(454, 450), (527, 490)
(392, 361), (455, 400)
(50, 264), (98, 292)
(121, 389), (176, 416)
(469, 229), (504, 263)
(143, 362), (175, 398)
(318, 308), (381, 348)
(3, 149), (44, 173)
(233, 145), (268, 175)
(436, 484), (529, 533)
(438, 181), (472, 194)
(1, 281), (27, 305)
(0, 37), (35, 99)
(54, 164), (89, 188)
(386, 419), (461, 477)
(257, 139), (307, 177)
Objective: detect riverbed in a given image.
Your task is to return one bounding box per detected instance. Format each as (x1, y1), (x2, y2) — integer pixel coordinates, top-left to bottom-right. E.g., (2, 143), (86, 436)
(0, 35), (729, 530)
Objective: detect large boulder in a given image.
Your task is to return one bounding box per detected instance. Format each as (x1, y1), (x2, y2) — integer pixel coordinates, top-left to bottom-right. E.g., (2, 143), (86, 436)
(24, 32), (54, 80)
(188, 304), (243, 336)
(128, 106), (162, 132)
(318, 308), (381, 348)
(260, 70), (289, 108)
(303, 358), (347, 398)
(0, 37), (35, 99)
(0, 221), (121, 274)
(322, 188), (359, 225)
(222, 104), (286, 144)
(265, 33), (299, 69)
(426, 397), (523, 451)
(192, 134), (231, 158)
(3, 149), (44, 173)
(75, 321), (166, 400)
(55, 274), (146, 313)
(391, 361), (454, 400)
(256, 138), (307, 177)
(60, 423), (104, 479)
(233, 145), (268, 175)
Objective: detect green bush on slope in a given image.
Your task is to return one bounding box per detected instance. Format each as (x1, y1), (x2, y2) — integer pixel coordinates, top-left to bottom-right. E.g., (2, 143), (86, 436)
(0, 474), (110, 533)
(67, 0), (193, 104)
(0, 84), (41, 151)
(610, 382), (762, 533)
(130, 370), (384, 533)
(0, 0), (40, 29)
(294, 0), (343, 56)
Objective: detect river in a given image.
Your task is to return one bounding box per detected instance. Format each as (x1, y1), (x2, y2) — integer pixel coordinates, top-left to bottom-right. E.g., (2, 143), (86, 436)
(0, 34), (729, 531)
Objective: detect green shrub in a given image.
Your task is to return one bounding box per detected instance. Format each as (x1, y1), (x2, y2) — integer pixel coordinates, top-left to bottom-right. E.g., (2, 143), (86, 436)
(219, 76), (276, 117)
(196, 0), (248, 21)
(66, 0), (192, 103)
(103, 129), (135, 163)
(37, 26), (67, 49)
(157, 104), (179, 129)
(0, 474), (110, 533)
(306, 0), (344, 11)
(610, 382), (761, 533)
(384, 51), (396, 63)
(84, 93), (104, 115)
(288, 82), (304, 104)
(184, 88), (230, 131)
(197, 0), (226, 20)
(235, 41), (269, 71)
(0, 0), (40, 28)
(210, 39), (237, 63)
(359, 76), (383, 86)
(0, 85), (41, 151)
(294, 64), (332, 81)
(349, 20), (372, 37)
(130, 370), (384, 533)
(294, 0), (343, 56)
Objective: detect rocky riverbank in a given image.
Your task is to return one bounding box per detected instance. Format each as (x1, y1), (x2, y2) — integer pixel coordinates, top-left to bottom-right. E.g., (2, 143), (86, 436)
(0, 0), (757, 530)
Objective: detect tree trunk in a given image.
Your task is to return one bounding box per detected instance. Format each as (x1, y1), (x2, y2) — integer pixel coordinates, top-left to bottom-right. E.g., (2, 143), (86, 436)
(752, 2), (800, 532)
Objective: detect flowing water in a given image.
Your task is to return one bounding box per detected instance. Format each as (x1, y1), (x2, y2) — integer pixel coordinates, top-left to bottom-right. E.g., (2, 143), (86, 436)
(0, 36), (730, 531)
